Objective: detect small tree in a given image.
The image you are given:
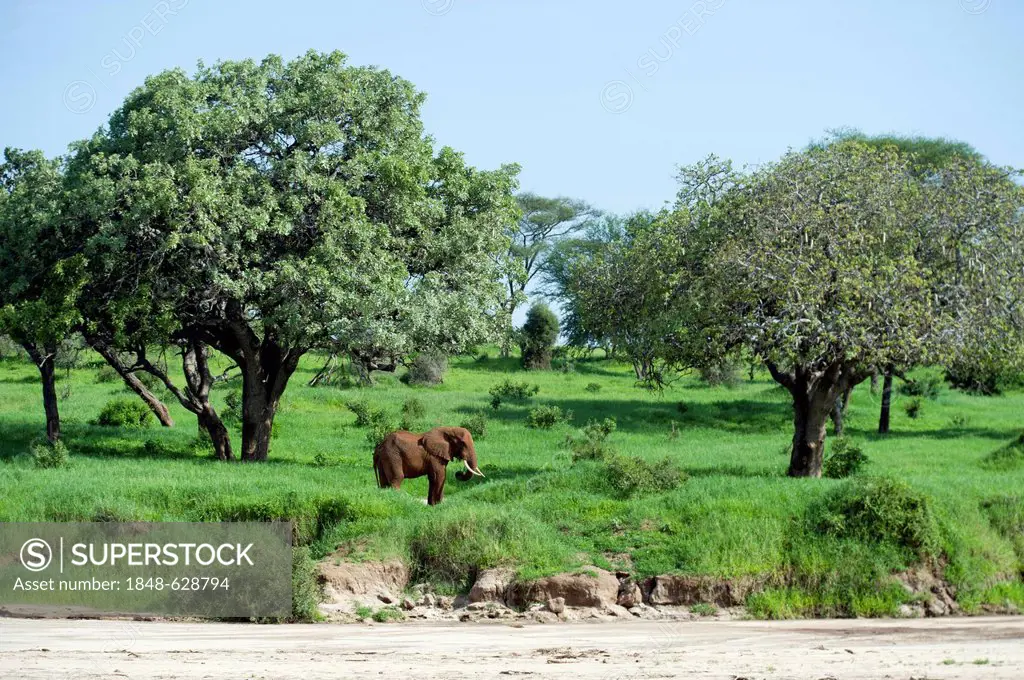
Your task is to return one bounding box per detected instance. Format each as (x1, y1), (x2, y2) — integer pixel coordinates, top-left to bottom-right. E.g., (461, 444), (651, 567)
(498, 194), (598, 355)
(520, 303), (559, 370)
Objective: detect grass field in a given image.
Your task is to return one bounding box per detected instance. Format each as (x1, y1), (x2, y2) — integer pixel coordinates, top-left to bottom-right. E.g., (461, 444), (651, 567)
(1, 349), (1023, 619)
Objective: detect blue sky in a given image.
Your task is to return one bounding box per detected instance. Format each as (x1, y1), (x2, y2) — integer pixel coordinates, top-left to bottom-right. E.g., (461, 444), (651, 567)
(1, 0), (1021, 217)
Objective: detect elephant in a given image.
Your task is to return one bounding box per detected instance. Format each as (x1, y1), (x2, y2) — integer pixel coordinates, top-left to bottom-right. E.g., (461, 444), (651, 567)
(373, 426), (484, 505)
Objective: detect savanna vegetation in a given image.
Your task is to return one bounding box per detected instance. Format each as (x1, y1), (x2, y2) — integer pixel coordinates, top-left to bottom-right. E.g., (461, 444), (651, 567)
(1, 50), (1023, 620)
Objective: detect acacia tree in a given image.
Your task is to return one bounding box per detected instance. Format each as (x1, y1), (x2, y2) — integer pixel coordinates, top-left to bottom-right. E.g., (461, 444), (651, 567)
(0, 149), (82, 442)
(65, 51), (518, 461)
(701, 141), (1022, 477)
(497, 194), (597, 355)
(813, 131), (988, 432)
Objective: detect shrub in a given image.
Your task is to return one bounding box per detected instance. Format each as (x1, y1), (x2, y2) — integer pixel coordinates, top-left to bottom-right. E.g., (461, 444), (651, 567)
(291, 546), (322, 621)
(527, 405), (573, 429)
(460, 411), (488, 440)
(585, 382), (602, 393)
(372, 606), (405, 623)
(813, 477), (939, 556)
(29, 438), (70, 469)
(604, 454), (685, 498)
(404, 351), (448, 386)
(345, 399), (374, 426)
(520, 303), (560, 370)
(822, 437), (869, 479)
(223, 388), (243, 425)
(698, 361), (739, 387)
(488, 379), (540, 409)
(899, 375), (942, 400)
(944, 360), (1004, 396)
(948, 413), (970, 430)
(95, 364), (119, 383)
(902, 397), (924, 419)
(95, 398), (154, 429)
(677, 401), (689, 415)
(566, 418), (617, 461)
(401, 397), (426, 430)
(312, 451), (334, 468)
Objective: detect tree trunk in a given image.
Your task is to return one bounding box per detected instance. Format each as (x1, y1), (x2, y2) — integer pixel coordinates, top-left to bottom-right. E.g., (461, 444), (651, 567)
(180, 341), (233, 461)
(24, 342), (61, 442)
(240, 372), (279, 463)
(91, 343), (174, 427)
(765, 360), (866, 478)
(238, 346), (301, 462)
(830, 385), (853, 437)
(878, 368), (893, 434)
(789, 385), (833, 478)
(198, 404), (233, 461)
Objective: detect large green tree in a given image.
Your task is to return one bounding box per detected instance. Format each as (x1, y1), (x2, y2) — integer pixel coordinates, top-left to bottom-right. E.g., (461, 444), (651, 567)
(64, 51), (518, 461)
(0, 149), (84, 442)
(700, 141), (1021, 476)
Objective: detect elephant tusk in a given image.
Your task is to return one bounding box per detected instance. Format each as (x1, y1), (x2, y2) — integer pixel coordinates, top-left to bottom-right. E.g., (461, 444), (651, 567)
(463, 460), (485, 478)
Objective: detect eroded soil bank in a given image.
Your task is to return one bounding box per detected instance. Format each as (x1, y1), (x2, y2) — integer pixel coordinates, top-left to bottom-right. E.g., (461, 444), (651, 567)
(317, 558), (1015, 624)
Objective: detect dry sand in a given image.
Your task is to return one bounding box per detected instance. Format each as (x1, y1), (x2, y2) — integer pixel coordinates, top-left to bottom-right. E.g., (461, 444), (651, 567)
(1, 616), (1022, 679)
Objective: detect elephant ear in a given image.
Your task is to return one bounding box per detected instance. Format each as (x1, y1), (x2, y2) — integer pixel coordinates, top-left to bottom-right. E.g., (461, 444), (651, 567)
(419, 429), (451, 463)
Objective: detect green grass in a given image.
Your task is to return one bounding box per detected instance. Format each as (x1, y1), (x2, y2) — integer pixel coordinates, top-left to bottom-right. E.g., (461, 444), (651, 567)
(1, 350), (1023, 618)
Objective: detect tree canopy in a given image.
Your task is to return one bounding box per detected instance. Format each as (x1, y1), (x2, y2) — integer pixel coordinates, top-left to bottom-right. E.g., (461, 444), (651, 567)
(62, 50), (519, 460)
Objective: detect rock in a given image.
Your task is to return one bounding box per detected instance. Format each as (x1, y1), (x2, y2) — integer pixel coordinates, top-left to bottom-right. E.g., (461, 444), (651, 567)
(401, 598), (416, 611)
(617, 581), (643, 608)
(531, 610), (559, 624)
(546, 597), (566, 614)
(438, 596), (455, 610)
(468, 568), (516, 604)
(418, 593), (437, 608)
(510, 567), (620, 609)
(898, 604), (924, 618)
(926, 597), (948, 617)
(411, 584), (427, 596)
(318, 559), (410, 607)
(604, 603), (632, 618)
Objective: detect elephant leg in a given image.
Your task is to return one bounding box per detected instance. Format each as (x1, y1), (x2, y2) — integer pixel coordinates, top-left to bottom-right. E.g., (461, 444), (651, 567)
(426, 465), (446, 506)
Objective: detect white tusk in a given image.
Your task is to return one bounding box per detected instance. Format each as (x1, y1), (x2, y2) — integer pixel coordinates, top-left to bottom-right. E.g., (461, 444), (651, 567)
(463, 460), (485, 477)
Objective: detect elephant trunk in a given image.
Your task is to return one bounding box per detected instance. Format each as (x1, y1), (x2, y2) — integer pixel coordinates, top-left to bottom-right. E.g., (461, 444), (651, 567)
(457, 447), (484, 479)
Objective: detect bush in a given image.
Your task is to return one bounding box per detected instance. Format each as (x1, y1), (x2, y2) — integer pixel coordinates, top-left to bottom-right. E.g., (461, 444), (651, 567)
(95, 364), (120, 383)
(944, 360), (1004, 396)
(566, 418), (617, 461)
(823, 437), (869, 479)
(95, 398), (154, 429)
(903, 397), (924, 419)
(404, 351), (448, 386)
(488, 379), (540, 409)
(899, 375), (942, 400)
(698, 361), (739, 387)
(604, 454), (685, 498)
(29, 438), (70, 469)
(460, 411), (488, 440)
(520, 303), (560, 370)
(401, 397), (426, 430)
(527, 405), (573, 429)
(345, 399), (375, 427)
(223, 388), (243, 425)
(585, 382), (602, 393)
(291, 546), (322, 621)
(372, 606), (405, 623)
(813, 477), (939, 556)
